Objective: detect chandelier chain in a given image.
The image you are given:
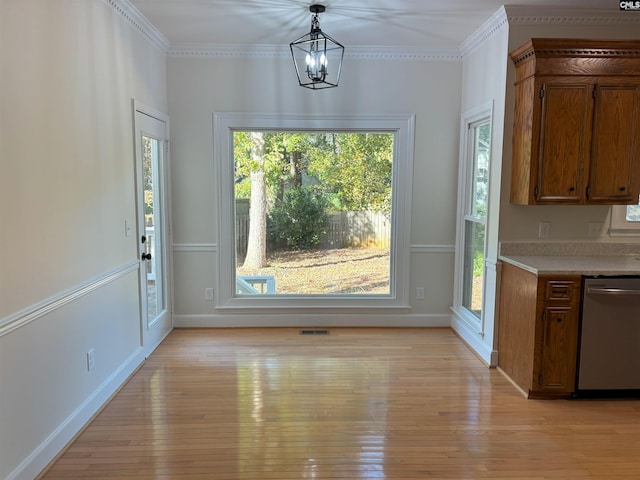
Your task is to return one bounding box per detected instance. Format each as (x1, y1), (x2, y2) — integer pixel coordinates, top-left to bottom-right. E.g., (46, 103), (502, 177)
(311, 13), (321, 33)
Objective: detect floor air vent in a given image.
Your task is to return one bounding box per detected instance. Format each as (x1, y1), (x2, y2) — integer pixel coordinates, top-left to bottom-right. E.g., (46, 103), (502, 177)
(300, 329), (330, 335)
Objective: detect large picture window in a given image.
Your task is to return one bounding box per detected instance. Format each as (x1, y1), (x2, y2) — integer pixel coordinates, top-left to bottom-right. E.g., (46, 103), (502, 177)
(214, 114), (415, 310)
(234, 131), (393, 296)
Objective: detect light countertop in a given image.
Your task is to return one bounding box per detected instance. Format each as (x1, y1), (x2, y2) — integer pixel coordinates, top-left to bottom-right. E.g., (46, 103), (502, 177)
(499, 254), (640, 276)
(499, 242), (640, 276)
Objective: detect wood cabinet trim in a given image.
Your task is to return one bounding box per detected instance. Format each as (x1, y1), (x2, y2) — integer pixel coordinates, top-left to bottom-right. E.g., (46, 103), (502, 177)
(511, 38), (640, 65)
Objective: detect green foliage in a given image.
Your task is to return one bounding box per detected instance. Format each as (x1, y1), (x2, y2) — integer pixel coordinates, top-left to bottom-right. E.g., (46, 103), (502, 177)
(307, 133), (393, 214)
(234, 131), (283, 201)
(233, 131), (394, 215)
(269, 187), (328, 250)
(473, 251), (484, 277)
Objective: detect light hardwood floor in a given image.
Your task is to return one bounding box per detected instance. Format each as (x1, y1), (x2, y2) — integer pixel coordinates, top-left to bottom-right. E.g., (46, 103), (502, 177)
(41, 328), (640, 479)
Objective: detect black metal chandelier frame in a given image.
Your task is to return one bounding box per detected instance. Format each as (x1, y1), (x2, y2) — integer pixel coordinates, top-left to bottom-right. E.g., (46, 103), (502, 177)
(289, 4), (345, 90)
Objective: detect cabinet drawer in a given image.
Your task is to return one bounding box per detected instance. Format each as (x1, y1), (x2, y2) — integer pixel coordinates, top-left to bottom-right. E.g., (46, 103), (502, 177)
(544, 280), (576, 302)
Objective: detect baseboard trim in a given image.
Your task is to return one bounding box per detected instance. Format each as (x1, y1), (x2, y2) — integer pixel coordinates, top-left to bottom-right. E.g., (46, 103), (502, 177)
(173, 313), (452, 328)
(497, 366), (529, 399)
(11, 348), (145, 480)
(451, 314), (497, 366)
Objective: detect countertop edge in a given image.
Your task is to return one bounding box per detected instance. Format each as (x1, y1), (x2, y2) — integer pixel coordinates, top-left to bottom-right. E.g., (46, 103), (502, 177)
(499, 254), (640, 276)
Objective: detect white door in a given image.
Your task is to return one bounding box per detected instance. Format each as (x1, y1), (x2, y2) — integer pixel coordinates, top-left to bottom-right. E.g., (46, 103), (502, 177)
(134, 103), (171, 357)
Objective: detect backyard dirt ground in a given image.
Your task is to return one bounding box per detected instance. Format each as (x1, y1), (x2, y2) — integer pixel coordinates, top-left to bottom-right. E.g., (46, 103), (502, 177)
(237, 247), (390, 294)
(238, 247), (484, 310)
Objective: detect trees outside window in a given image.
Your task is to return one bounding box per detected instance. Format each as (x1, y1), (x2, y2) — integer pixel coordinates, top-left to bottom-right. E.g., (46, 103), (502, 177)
(214, 113), (415, 310)
(233, 131), (394, 296)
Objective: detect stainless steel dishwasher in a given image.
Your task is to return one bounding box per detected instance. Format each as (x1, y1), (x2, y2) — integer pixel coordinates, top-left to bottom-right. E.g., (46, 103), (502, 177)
(577, 276), (640, 397)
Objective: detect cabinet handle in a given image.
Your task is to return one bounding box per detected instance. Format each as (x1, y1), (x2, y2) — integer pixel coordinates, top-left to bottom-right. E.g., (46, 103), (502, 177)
(556, 317), (562, 323)
(619, 186), (626, 192)
(569, 186), (575, 193)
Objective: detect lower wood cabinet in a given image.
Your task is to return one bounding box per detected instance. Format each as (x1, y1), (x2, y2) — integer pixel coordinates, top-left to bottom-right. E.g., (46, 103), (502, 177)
(498, 262), (581, 398)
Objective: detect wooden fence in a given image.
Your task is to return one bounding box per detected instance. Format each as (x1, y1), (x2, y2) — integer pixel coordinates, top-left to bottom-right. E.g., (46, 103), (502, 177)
(236, 211), (390, 256)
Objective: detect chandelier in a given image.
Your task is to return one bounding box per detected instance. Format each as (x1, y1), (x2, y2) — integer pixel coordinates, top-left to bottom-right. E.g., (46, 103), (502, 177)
(289, 5), (344, 90)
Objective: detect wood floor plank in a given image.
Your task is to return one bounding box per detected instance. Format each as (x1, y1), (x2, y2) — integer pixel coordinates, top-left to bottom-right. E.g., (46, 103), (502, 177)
(40, 328), (640, 479)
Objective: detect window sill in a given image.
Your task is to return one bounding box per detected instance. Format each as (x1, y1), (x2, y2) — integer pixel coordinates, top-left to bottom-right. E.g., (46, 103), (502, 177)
(608, 228), (640, 237)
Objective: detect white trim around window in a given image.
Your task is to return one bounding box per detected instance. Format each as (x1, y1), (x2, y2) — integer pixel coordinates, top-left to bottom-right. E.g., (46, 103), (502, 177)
(610, 201), (640, 236)
(213, 113), (415, 312)
(453, 102), (494, 334)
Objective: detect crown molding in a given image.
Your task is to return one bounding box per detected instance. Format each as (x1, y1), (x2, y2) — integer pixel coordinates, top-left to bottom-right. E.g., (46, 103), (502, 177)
(504, 5), (640, 26)
(346, 46), (461, 62)
(459, 5), (640, 58)
(168, 44), (287, 59)
(102, 0), (170, 53)
(106, 1), (640, 62)
(167, 43), (462, 61)
(460, 6), (509, 57)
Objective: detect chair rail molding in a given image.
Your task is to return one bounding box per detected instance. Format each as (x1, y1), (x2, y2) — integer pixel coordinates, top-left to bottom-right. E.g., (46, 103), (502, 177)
(0, 261), (139, 337)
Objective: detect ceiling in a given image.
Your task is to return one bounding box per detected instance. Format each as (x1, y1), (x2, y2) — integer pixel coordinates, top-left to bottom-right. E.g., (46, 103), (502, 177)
(129, 0), (619, 50)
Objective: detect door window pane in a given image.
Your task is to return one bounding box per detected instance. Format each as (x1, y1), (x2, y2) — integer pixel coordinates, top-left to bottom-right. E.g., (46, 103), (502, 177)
(143, 135), (164, 319)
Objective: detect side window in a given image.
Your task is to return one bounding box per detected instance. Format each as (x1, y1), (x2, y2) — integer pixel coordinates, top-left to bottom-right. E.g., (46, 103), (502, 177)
(461, 121), (490, 319)
(610, 197), (640, 236)
(453, 104), (492, 327)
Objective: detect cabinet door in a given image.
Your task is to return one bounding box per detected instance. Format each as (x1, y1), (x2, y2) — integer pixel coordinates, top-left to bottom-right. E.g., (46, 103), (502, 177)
(536, 306), (579, 393)
(588, 84), (640, 204)
(535, 82), (593, 203)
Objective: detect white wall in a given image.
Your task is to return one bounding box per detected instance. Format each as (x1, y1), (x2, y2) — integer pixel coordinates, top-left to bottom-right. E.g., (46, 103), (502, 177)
(0, 1), (167, 478)
(167, 54), (462, 326)
(453, 9), (510, 365)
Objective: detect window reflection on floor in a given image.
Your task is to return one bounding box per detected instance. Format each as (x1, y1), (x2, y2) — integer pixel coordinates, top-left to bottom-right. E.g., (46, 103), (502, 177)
(237, 355), (389, 477)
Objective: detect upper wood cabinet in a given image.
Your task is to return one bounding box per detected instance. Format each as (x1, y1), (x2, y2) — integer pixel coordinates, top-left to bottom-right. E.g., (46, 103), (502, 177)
(510, 39), (640, 205)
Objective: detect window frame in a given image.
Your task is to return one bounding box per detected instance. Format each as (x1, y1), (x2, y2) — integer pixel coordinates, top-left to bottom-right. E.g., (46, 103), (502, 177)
(213, 113), (415, 311)
(610, 199), (640, 236)
(453, 103), (493, 331)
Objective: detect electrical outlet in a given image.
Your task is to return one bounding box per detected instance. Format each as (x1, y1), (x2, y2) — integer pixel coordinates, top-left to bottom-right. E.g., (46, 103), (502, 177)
(538, 222), (550, 238)
(416, 287), (425, 300)
(588, 222), (604, 237)
(205, 288), (214, 301)
(87, 349), (95, 371)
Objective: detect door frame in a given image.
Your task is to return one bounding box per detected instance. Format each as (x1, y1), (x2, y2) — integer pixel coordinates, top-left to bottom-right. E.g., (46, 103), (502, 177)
(133, 100), (172, 357)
